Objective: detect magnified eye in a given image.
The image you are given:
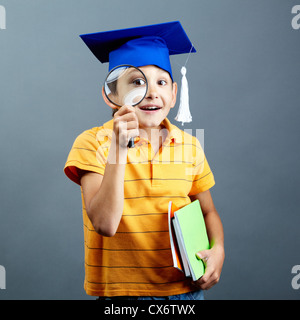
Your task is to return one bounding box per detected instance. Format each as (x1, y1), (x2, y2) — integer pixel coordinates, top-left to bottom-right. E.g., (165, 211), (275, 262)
(133, 78), (146, 86)
(104, 65), (148, 108)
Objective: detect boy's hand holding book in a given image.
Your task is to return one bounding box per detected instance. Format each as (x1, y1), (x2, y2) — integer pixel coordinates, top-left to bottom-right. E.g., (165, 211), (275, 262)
(194, 245), (225, 290)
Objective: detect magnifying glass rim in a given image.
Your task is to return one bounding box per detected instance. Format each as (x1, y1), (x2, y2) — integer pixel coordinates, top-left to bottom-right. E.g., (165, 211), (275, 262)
(104, 64), (148, 108)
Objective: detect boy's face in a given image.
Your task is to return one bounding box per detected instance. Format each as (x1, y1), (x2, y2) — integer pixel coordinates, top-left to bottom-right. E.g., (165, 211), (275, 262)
(134, 65), (177, 130)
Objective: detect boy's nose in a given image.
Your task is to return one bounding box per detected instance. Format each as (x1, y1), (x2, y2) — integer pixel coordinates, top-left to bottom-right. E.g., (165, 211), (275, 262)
(145, 83), (158, 100)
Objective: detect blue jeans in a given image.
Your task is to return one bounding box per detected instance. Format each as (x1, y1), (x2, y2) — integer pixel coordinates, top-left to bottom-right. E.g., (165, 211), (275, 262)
(98, 290), (204, 300)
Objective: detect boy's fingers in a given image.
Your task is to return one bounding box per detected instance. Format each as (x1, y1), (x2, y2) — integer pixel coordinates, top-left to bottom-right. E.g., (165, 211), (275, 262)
(193, 250), (214, 289)
(115, 113), (138, 124)
(196, 250), (209, 260)
(119, 121), (139, 131)
(118, 128), (139, 148)
(114, 105), (135, 117)
(127, 129), (140, 140)
(113, 106), (139, 148)
(193, 267), (214, 290)
(196, 250), (210, 268)
(114, 107), (138, 129)
(115, 119), (139, 137)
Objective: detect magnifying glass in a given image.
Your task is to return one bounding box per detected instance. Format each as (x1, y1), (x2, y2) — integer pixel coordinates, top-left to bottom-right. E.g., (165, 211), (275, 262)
(104, 64), (148, 148)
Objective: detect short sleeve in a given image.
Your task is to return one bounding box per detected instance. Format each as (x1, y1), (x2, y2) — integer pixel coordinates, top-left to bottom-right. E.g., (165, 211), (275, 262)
(64, 127), (110, 185)
(188, 138), (215, 196)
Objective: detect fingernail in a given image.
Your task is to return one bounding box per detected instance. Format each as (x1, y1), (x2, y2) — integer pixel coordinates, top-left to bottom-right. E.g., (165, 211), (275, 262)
(196, 253), (202, 260)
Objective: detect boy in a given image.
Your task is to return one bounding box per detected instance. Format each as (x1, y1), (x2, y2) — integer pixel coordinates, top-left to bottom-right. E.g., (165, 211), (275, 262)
(64, 21), (224, 299)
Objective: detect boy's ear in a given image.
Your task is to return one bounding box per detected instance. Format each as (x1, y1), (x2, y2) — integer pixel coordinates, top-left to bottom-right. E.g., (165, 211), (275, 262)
(170, 82), (178, 109)
(102, 86), (118, 109)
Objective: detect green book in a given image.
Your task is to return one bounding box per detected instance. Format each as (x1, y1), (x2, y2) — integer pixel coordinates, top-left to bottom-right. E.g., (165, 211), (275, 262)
(172, 200), (210, 281)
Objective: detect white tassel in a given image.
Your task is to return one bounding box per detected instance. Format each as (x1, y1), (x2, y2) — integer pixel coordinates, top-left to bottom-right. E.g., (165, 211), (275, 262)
(175, 66), (192, 126)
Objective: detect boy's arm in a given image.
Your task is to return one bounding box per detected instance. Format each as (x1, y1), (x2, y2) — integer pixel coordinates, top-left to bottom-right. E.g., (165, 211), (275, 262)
(80, 162), (125, 237)
(80, 105), (139, 237)
(189, 190), (225, 290)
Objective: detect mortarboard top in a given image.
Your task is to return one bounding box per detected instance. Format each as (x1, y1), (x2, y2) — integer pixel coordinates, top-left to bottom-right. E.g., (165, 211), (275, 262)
(79, 21), (196, 80)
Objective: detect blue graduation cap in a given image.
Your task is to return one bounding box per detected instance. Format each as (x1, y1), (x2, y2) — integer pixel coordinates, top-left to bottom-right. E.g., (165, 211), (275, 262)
(80, 21), (196, 124)
(79, 21), (196, 81)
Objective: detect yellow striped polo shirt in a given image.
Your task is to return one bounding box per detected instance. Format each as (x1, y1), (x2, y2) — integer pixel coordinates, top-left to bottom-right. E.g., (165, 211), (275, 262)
(64, 118), (215, 297)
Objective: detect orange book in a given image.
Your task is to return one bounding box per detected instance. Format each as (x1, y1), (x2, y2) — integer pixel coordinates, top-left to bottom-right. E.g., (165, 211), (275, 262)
(168, 201), (184, 272)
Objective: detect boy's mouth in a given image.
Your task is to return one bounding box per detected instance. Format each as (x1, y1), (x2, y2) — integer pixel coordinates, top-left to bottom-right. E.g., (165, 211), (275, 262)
(138, 105), (162, 113)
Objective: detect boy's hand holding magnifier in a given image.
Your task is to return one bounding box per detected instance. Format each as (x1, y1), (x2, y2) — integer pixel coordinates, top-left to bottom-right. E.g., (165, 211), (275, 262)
(102, 64), (148, 149)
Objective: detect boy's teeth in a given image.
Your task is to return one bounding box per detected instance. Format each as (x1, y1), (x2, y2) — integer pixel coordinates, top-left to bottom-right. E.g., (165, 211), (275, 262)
(141, 106), (160, 110)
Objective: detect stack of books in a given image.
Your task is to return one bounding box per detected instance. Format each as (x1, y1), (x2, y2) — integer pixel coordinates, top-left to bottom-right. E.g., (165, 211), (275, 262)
(168, 200), (210, 281)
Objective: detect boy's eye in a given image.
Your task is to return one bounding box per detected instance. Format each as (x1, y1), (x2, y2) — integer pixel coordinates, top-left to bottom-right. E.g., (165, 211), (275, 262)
(158, 80), (167, 86)
(133, 78), (146, 86)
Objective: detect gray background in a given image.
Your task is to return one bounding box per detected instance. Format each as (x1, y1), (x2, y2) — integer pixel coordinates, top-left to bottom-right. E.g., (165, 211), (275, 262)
(0, 0), (299, 300)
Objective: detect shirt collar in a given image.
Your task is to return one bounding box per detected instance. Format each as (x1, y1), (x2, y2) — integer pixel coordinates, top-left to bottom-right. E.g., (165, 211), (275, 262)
(160, 118), (183, 144)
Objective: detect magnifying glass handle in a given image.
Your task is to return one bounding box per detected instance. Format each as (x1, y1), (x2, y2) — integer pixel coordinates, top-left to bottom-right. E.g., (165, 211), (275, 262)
(128, 137), (135, 148)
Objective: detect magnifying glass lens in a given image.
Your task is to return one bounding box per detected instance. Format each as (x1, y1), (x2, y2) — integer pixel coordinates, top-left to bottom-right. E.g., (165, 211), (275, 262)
(104, 65), (147, 107)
